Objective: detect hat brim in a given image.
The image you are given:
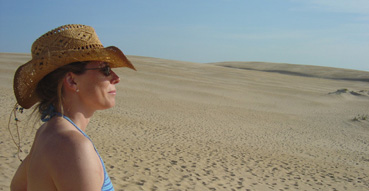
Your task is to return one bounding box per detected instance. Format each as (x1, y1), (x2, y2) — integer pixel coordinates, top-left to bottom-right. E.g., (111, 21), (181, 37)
(14, 46), (135, 109)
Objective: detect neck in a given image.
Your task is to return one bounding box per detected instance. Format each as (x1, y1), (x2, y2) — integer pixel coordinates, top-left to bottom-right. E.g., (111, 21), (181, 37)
(61, 101), (95, 132)
(61, 88), (97, 131)
(62, 111), (93, 132)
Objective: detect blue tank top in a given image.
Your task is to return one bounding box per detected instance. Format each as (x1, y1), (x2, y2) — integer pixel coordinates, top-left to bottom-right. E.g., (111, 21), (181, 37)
(63, 115), (115, 191)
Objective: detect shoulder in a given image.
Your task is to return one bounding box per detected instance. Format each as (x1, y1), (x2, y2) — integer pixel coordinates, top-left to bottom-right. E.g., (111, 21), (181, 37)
(42, 118), (94, 158)
(41, 118), (103, 190)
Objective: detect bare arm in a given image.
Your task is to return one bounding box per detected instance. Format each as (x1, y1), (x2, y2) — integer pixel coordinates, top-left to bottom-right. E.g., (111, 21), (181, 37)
(10, 156), (29, 191)
(11, 125), (40, 191)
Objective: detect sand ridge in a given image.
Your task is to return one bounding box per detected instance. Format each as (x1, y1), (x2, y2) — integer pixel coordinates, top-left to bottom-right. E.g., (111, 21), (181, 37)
(1, 53), (369, 190)
(208, 61), (369, 82)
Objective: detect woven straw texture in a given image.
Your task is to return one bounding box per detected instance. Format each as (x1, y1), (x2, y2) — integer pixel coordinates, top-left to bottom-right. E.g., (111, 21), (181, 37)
(14, 24), (135, 109)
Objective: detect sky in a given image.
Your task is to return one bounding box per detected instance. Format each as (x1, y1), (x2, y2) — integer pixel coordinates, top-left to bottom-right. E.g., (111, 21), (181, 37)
(0, 0), (368, 71)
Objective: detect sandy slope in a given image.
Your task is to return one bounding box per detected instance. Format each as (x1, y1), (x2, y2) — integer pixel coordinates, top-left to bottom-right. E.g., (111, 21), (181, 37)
(1, 53), (368, 190)
(208, 61), (369, 82)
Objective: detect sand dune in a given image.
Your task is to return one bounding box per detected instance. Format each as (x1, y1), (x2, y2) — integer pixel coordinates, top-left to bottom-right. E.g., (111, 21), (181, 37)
(1, 53), (369, 190)
(208, 61), (369, 82)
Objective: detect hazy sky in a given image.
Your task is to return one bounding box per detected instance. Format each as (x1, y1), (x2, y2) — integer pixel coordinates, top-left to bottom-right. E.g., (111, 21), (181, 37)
(1, 0), (368, 71)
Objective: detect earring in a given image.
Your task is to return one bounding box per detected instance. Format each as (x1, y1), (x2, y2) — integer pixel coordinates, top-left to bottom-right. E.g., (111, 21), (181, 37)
(76, 88), (80, 93)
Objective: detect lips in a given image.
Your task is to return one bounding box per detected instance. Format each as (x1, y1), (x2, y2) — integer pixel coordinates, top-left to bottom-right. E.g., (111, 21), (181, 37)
(108, 90), (116, 94)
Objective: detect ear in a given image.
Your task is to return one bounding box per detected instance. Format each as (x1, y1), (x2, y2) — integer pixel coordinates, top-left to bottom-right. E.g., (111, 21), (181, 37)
(63, 72), (78, 92)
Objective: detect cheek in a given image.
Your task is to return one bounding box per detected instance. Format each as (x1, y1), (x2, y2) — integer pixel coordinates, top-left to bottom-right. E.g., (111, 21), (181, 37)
(79, 78), (100, 98)
(77, 74), (114, 109)
(86, 81), (111, 101)
(84, 82), (107, 98)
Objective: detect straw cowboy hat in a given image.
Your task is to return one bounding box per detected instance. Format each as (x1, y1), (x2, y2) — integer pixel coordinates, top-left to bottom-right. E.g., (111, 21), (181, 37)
(14, 24), (135, 109)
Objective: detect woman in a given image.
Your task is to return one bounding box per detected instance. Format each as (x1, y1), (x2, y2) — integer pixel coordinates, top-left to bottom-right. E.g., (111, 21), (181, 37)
(10, 24), (135, 191)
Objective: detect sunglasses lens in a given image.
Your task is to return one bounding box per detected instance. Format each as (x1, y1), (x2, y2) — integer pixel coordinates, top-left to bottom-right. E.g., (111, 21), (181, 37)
(102, 66), (111, 76)
(84, 64), (111, 76)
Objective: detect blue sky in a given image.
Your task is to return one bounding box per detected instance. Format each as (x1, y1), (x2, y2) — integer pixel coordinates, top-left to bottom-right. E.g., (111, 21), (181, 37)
(1, 0), (368, 71)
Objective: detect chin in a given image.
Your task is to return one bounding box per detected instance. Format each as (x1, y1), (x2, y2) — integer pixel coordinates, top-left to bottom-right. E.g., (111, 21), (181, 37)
(107, 101), (116, 109)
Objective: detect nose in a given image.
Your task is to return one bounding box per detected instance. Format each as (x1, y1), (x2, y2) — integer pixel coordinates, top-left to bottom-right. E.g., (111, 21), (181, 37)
(110, 70), (120, 84)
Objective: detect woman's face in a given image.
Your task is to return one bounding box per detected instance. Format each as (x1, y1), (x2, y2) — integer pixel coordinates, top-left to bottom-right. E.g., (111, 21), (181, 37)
(75, 61), (120, 111)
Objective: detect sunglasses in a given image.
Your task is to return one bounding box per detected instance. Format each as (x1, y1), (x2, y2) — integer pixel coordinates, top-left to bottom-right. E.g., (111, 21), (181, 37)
(84, 65), (112, 76)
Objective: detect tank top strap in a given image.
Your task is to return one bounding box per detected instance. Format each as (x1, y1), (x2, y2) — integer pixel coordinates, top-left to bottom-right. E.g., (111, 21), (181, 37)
(62, 116), (93, 142)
